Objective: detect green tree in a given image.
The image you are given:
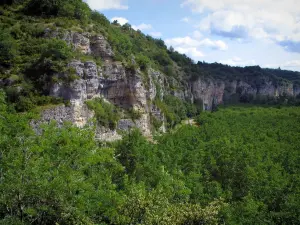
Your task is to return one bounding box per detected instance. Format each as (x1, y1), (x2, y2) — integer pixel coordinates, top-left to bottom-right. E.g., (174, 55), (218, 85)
(0, 29), (17, 68)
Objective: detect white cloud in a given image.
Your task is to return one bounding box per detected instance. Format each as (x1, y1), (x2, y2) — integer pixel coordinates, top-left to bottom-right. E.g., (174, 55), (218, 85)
(85, 0), (128, 10)
(176, 47), (205, 58)
(109, 18), (161, 37)
(264, 60), (300, 70)
(110, 17), (128, 25)
(181, 17), (190, 23)
(165, 36), (228, 51)
(166, 36), (199, 47)
(132, 23), (153, 31)
(284, 60), (300, 68)
(192, 31), (203, 39)
(219, 57), (256, 67)
(200, 38), (228, 50)
(181, 0), (300, 49)
(165, 35), (228, 59)
(150, 32), (162, 37)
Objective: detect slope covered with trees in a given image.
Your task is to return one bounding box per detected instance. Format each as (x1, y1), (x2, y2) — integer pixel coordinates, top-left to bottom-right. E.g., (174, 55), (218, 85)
(1, 1), (300, 224)
(1, 90), (300, 224)
(1, 0), (300, 113)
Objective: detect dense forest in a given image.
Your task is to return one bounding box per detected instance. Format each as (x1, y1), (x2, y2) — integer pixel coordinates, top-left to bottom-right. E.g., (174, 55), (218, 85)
(1, 1), (300, 224)
(1, 91), (300, 224)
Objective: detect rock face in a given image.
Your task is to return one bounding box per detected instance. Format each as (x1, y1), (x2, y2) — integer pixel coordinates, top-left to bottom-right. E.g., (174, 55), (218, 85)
(37, 30), (165, 140)
(48, 59), (159, 139)
(37, 29), (299, 139)
(44, 29), (114, 58)
(190, 77), (297, 110)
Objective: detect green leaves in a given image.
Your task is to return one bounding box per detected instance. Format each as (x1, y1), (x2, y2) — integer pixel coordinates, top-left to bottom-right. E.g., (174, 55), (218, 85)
(86, 98), (120, 130)
(155, 95), (199, 128)
(0, 28), (17, 68)
(136, 54), (151, 71)
(2, 81), (300, 224)
(24, 0), (91, 21)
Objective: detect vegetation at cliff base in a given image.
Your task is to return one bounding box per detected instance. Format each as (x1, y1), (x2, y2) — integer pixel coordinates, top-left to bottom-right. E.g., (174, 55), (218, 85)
(1, 90), (300, 224)
(1, 1), (300, 224)
(86, 98), (120, 129)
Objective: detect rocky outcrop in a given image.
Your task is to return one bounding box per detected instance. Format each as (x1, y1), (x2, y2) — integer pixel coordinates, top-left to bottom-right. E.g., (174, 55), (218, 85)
(190, 77), (297, 110)
(44, 29), (114, 59)
(36, 30), (166, 140)
(37, 29), (299, 139)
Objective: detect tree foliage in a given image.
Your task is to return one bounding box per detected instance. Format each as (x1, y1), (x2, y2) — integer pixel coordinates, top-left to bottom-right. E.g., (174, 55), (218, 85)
(0, 91), (226, 224)
(1, 93), (299, 224)
(86, 98), (120, 129)
(0, 28), (17, 68)
(24, 0), (90, 21)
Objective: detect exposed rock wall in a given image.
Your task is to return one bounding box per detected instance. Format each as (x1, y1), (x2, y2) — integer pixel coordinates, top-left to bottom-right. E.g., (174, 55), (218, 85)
(36, 29), (299, 139)
(190, 77), (297, 110)
(36, 29), (165, 140)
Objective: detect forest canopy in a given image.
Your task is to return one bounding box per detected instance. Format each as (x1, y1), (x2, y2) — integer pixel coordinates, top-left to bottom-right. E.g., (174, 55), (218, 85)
(1, 90), (300, 224)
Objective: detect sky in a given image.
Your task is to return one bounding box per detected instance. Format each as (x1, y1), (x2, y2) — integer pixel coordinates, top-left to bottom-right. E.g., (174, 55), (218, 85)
(84, 0), (300, 71)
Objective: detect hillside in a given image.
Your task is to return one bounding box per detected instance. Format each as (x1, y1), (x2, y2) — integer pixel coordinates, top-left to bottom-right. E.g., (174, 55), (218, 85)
(1, 1), (300, 225)
(1, 93), (300, 224)
(1, 0), (300, 138)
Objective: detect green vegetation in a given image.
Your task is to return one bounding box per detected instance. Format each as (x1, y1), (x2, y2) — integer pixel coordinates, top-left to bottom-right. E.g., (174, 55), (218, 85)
(0, 1), (103, 111)
(1, 1), (300, 224)
(155, 95), (201, 128)
(126, 108), (143, 121)
(86, 97), (120, 129)
(0, 29), (17, 68)
(0, 91), (224, 225)
(1, 90), (300, 224)
(1, 0), (300, 113)
(24, 0), (90, 22)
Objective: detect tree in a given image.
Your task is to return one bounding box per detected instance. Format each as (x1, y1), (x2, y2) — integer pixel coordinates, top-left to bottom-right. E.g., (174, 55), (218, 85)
(112, 20), (119, 25)
(0, 29), (17, 68)
(24, 0), (91, 21)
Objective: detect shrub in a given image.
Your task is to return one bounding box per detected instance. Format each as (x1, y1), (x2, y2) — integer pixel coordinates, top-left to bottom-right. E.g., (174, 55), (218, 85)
(90, 11), (110, 28)
(127, 108), (142, 121)
(150, 114), (163, 131)
(136, 54), (150, 71)
(0, 29), (17, 67)
(16, 96), (35, 111)
(24, 0), (91, 21)
(41, 38), (73, 61)
(86, 98), (120, 129)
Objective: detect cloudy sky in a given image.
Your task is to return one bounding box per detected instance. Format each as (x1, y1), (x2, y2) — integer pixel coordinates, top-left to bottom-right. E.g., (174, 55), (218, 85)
(84, 0), (300, 71)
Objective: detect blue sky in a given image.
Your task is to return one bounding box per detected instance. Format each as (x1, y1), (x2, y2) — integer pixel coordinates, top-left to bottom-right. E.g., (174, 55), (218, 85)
(84, 0), (300, 71)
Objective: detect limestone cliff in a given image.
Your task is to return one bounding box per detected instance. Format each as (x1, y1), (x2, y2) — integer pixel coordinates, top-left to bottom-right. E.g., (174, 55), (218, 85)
(190, 77), (297, 110)
(36, 30), (165, 140)
(34, 29), (300, 139)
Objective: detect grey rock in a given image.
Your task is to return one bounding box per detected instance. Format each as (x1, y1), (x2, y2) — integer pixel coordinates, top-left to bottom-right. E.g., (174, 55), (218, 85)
(118, 119), (136, 131)
(90, 35), (114, 59)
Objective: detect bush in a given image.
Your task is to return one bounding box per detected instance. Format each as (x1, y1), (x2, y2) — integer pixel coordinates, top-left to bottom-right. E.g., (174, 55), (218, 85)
(16, 96), (35, 111)
(24, 0), (91, 21)
(155, 95), (201, 128)
(0, 29), (17, 67)
(41, 38), (73, 61)
(90, 11), (110, 28)
(127, 108), (142, 121)
(86, 98), (120, 129)
(136, 54), (150, 71)
(150, 114), (163, 131)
